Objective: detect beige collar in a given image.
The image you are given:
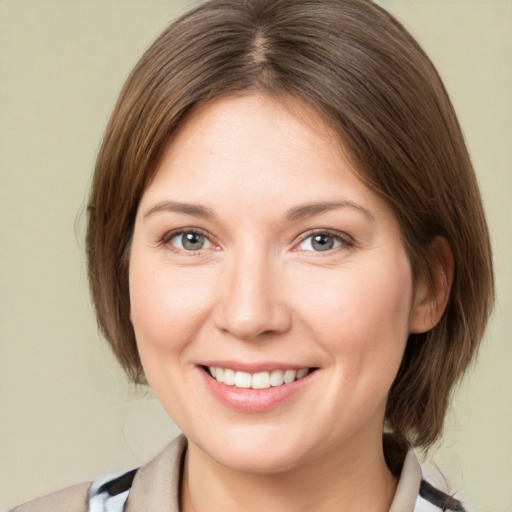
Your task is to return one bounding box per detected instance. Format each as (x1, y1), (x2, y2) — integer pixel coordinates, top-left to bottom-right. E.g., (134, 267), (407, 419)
(126, 434), (422, 512)
(125, 435), (186, 512)
(388, 446), (422, 511)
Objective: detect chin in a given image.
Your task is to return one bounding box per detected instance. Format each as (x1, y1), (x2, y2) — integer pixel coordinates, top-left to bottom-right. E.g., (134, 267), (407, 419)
(190, 423), (318, 475)
(213, 447), (307, 475)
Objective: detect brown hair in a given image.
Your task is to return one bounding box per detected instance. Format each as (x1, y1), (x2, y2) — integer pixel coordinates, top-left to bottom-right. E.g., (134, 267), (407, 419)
(87, 0), (494, 448)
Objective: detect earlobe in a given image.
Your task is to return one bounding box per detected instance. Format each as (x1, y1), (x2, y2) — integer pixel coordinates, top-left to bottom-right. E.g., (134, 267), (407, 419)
(409, 237), (454, 334)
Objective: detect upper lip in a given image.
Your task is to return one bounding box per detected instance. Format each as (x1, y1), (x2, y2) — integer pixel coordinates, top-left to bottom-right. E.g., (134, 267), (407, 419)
(199, 361), (315, 373)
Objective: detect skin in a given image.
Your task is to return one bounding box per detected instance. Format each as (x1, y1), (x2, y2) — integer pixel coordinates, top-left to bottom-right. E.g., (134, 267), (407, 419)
(129, 94), (442, 512)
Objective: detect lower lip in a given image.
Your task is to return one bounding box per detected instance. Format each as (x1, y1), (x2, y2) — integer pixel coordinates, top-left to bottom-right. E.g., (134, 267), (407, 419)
(199, 368), (315, 413)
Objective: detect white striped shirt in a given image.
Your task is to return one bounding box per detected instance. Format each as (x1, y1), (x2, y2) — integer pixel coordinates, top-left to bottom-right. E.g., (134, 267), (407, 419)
(87, 435), (466, 512)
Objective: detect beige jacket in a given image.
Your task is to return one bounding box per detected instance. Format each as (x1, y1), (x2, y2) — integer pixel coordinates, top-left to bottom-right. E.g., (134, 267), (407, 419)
(12, 435), (428, 512)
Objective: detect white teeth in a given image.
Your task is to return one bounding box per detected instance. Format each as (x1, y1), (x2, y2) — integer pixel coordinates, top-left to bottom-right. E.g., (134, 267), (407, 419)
(270, 369), (284, 387)
(283, 369), (296, 384)
(223, 368), (236, 386)
(252, 372), (270, 389)
(235, 371), (252, 388)
(296, 368), (308, 379)
(207, 366), (310, 389)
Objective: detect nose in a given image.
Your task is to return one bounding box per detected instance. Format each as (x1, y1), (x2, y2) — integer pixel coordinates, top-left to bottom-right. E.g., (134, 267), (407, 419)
(213, 247), (292, 341)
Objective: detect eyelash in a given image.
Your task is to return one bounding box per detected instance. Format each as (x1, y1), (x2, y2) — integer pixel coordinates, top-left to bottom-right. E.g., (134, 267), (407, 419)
(159, 228), (216, 255)
(296, 229), (355, 254)
(158, 228), (354, 254)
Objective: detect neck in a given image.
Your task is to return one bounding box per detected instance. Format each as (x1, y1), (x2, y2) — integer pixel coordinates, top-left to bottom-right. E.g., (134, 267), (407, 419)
(181, 433), (397, 512)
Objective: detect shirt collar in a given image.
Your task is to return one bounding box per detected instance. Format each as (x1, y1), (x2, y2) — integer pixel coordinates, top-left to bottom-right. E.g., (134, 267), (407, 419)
(126, 434), (422, 512)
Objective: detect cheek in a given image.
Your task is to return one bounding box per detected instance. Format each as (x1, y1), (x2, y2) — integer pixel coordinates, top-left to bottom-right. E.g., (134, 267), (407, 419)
(129, 252), (214, 355)
(290, 259), (413, 367)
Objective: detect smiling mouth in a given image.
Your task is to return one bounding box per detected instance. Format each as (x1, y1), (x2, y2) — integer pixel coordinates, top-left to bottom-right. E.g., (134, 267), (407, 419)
(205, 366), (316, 390)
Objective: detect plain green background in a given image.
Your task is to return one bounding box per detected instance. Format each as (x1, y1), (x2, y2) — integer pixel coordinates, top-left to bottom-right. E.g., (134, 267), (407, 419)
(1, 1), (511, 510)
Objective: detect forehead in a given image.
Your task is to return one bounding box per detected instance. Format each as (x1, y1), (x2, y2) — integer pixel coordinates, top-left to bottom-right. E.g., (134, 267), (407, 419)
(165, 93), (343, 164)
(149, 95), (339, 186)
(140, 93), (395, 227)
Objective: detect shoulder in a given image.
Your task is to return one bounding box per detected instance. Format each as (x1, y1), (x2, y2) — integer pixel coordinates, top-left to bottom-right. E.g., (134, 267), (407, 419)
(385, 434), (467, 512)
(10, 435), (187, 512)
(9, 482), (92, 512)
(415, 480), (466, 512)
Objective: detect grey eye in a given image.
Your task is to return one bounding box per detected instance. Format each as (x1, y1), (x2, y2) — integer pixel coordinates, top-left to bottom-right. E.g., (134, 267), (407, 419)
(311, 234), (334, 251)
(299, 233), (342, 252)
(170, 232), (212, 251)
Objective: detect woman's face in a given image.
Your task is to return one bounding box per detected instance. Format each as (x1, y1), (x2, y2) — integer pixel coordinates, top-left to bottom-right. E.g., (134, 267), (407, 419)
(129, 94), (427, 473)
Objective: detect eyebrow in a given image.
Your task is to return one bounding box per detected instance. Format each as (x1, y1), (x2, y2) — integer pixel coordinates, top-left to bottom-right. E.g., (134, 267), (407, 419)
(143, 201), (216, 220)
(143, 199), (375, 223)
(285, 201), (376, 222)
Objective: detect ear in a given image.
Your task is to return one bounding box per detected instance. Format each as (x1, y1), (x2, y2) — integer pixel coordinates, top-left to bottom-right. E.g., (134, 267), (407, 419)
(409, 237), (454, 334)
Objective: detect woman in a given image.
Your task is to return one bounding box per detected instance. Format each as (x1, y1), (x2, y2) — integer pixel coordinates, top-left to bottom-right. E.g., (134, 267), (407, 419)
(12, 0), (494, 511)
